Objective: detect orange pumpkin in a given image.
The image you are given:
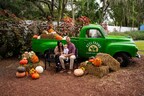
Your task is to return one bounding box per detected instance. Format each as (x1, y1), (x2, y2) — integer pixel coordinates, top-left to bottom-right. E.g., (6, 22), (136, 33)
(16, 72), (26, 78)
(88, 59), (94, 62)
(31, 55), (39, 63)
(33, 35), (38, 39)
(31, 73), (40, 79)
(92, 58), (102, 67)
(19, 58), (28, 65)
(55, 35), (62, 40)
(48, 28), (55, 33)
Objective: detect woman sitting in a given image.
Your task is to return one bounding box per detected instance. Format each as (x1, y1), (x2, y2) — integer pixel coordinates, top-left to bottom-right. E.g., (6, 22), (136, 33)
(54, 41), (64, 72)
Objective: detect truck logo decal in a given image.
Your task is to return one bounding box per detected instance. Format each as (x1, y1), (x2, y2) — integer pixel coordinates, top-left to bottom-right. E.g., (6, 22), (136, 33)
(88, 45), (98, 52)
(86, 41), (101, 52)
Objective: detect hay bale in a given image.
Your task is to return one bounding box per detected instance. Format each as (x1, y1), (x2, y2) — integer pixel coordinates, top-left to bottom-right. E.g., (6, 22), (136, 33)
(85, 64), (109, 78)
(96, 53), (120, 71)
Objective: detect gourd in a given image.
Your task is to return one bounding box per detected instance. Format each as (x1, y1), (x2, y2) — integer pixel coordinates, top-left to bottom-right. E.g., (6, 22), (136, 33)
(92, 58), (102, 67)
(24, 51), (29, 59)
(35, 66), (44, 73)
(16, 72), (26, 78)
(55, 35), (62, 40)
(88, 59), (94, 63)
(33, 35), (38, 39)
(19, 58), (28, 65)
(74, 69), (84, 77)
(17, 66), (26, 73)
(80, 67), (85, 71)
(29, 68), (36, 75)
(31, 55), (39, 63)
(31, 73), (40, 79)
(48, 29), (55, 33)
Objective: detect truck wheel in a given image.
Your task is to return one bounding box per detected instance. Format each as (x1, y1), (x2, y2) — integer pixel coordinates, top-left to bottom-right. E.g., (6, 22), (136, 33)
(114, 53), (130, 67)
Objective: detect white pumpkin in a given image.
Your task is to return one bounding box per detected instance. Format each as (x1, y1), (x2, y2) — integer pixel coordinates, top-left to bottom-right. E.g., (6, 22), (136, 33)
(35, 66), (44, 73)
(74, 69), (84, 77)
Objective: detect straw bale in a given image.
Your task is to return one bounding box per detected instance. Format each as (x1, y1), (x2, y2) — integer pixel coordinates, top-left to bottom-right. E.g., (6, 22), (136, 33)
(85, 64), (109, 78)
(96, 53), (120, 71)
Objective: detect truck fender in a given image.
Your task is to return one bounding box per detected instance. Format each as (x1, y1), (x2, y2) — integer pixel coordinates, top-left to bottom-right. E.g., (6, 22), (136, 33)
(105, 44), (133, 67)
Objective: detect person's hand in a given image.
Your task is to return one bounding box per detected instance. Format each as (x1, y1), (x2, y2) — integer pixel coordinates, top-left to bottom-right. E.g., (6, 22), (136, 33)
(60, 52), (63, 55)
(64, 54), (69, 57)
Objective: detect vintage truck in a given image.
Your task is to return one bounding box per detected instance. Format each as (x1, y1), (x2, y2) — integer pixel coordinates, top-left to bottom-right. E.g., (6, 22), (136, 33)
(32, 24), (140, 66)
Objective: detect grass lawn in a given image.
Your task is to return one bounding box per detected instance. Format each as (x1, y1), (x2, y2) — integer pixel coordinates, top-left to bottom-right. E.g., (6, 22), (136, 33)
(135, 40), (144, 55)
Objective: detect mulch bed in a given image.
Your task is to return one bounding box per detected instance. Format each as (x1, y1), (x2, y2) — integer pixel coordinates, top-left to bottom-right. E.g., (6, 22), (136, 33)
(0, 56), (144, 96)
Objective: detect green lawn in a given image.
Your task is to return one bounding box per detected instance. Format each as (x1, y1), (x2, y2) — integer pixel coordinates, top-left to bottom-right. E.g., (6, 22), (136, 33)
(135, 40), (144, 55)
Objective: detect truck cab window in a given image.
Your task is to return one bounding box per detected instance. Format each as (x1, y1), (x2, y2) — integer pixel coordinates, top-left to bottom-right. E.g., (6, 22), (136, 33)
(88, 29), (101, 38)
(86, 30), (91, 38)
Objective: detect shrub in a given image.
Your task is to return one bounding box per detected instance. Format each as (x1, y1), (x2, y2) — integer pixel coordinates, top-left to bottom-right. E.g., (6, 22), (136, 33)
(0, 20), (45, 59)
(108, 31), (144, 40)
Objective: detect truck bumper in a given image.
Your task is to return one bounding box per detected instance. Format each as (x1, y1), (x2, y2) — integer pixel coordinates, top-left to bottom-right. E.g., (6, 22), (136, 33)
(136, 53), (141, 58)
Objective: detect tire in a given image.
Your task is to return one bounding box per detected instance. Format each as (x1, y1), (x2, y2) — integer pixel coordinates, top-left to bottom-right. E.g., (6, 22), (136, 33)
(114, 53), (130, 67)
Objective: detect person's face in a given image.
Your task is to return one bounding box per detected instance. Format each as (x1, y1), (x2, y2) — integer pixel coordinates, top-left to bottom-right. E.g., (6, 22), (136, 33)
(59, 42), (63, 46)
(64, 45), (67, 48)
(66, 37), (70, 43)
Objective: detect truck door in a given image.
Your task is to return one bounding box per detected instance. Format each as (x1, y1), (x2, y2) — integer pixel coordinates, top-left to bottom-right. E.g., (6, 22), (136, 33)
(79, 29), (106, 58)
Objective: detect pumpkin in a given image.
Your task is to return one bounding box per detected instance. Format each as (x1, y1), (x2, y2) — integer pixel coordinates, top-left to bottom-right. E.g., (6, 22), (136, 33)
(35, 66), (44, 73)
(31, 55), (39, 63)
(24, 51), (29, 59)
(29, 51), (35, 58)
(31, 73), (40, 79)
(17, 66), (26, 73)
(33, 35), (39, 39)
(88, 59), (94, 63)
(16, 72), (26, 78)
(92, 57), (102, 67)
(19, 58), (28, 65)
(74, 69), (84, 77)
(55, 35), (63, 40)
(48, 28), (55, 33)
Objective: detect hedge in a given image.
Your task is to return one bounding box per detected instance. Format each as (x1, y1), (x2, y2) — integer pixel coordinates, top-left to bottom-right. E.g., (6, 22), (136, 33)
(108, 31), (144, 40)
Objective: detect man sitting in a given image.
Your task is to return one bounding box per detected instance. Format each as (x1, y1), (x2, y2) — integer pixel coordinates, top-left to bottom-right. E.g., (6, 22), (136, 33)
(59, 36), (76, 74)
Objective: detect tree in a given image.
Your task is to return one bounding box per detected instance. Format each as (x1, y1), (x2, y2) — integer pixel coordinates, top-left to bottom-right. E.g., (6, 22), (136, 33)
(105, 0), (144, 27)
(74, 0), (100, 23)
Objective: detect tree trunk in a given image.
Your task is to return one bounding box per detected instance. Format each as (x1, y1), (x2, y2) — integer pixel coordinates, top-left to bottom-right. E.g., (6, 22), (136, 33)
(57, 0), (62, 27)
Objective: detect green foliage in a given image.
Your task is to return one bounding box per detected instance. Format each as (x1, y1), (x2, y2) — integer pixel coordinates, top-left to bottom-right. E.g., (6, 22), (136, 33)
(56, 16), (90, 37)
(108, 0), (144, 27)
(135, 40), (144, 55)
(0, 20), (43, 58)
(108, 31), (144, 40)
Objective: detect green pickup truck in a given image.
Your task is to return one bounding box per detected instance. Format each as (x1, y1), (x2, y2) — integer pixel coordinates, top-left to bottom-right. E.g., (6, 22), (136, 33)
(32, 24), (140, 66)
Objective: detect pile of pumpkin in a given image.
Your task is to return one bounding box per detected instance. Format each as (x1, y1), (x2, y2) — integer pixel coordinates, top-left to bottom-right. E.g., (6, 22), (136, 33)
(73, 53), (120, 78)
(33, 30), (63, 40)
(16, 51), (44, 79)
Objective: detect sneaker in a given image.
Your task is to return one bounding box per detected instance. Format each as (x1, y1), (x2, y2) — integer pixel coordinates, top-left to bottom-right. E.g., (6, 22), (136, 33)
(60, 69), (66, 73)
(67, 70), (72, 74)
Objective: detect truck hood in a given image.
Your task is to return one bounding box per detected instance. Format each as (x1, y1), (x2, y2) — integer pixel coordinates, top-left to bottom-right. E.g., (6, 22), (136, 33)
(105, 35), (134, 43)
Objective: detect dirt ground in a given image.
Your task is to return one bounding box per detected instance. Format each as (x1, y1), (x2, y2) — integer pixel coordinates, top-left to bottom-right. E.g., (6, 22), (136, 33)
(0, 55), (144, 96)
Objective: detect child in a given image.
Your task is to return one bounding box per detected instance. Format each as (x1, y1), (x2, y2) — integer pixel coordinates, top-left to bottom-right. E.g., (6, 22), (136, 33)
(63, 44), (69, 61)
